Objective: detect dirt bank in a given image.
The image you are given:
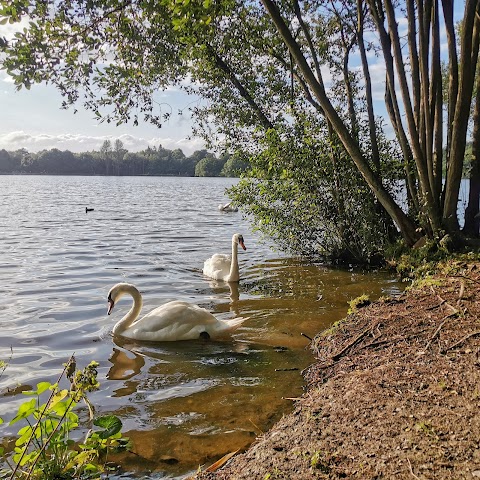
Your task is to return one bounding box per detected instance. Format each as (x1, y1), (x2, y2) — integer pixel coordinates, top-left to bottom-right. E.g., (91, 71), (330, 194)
(196, 261), (480, 479)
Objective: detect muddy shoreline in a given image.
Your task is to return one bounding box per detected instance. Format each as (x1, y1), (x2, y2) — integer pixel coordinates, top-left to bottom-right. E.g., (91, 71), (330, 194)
(196, 262), (480, 479)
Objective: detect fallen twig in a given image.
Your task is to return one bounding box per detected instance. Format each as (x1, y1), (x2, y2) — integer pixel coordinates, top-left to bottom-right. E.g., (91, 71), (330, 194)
(425, 310), (459, 351)
(407, 457), (420, 479)
(331, 325), (374, 361)
(451, 274), (480, 285)
(458, 281), (465, 302)
(441, 330), (480, 353)
(426, 297), (446, 311)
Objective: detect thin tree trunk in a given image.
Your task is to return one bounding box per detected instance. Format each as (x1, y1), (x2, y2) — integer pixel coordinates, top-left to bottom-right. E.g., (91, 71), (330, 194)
(440, 0), (459, 197)
(207, 45), (274, 131)
(407, 0), (421, 130)
(369, 0), (420, 215)
(384, 0), (442, 234)
(431, 0), (443, 201)
(463, 71), (480, 236)
(443, 0), (480, 231)
(357, 0), (380, 172)
(385, 85), (419, 215)
(340, 34), (358, 140)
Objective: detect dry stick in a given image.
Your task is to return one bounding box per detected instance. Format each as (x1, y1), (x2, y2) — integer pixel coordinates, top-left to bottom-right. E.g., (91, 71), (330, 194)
(425, 310), (459, 351)
(424, 286), (462, 351)
(426, 298), (446, 311)
(407, 457), (420, 479)
(9, 355), (75, 480)
(358, 336), (389, 351)
(452, 274), (480, 285)
(331, 325), (374, 361)
(433, 291), (458, 316)
(355, 324), (385, 351)
(304, 362), (334, 373)
(458, 281), (465, 302)
(441, 330), (480, 354)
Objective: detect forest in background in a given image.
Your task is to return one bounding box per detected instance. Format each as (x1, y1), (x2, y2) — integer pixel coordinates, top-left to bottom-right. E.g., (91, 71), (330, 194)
(0, 139), (249, 177)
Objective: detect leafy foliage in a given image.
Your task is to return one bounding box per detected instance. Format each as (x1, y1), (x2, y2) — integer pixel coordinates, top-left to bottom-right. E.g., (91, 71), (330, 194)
(229, 117), (401, 263)
(0, 357), (129, 480)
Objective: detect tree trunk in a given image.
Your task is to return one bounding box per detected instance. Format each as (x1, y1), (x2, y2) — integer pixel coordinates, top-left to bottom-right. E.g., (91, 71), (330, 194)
(443, 0), (480, 232)
(431, 0), (443, 201)
(383, 0), (442, 235)
(440, 0), (459, 196)
(357, 0), (381, 172)
(463, 73), (480, 236)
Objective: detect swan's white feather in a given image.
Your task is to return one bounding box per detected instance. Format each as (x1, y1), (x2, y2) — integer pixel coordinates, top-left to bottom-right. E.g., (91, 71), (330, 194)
(218, 202), (238, 212)
(203, 253), (232, 281)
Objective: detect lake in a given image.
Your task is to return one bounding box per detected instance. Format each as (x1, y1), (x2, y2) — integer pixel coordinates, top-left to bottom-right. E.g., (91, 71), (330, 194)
(0, 175), (405, 478)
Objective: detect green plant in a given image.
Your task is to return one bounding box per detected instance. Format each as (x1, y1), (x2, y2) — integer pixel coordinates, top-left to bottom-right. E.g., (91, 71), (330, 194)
(0, 361), (7, 380)
(347, 294), (371, 315)
(310, 451), (330, 473)
(0, 356), (129, 480)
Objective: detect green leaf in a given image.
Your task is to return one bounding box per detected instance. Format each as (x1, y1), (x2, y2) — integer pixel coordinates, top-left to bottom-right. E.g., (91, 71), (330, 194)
(36, 381), (52, 395)
(15, 424), (36, 447)
(63, 450), (98, 472)
(10, 398), (36, 425)
(48, 389), (68, 411)
(50, 398), (74, 416)
(93, 415), (122, 439)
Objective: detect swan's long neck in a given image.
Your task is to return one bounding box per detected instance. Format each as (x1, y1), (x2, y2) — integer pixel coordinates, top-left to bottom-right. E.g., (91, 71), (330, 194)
(228, 240), (240, 282)
(112, 285), (143, 335)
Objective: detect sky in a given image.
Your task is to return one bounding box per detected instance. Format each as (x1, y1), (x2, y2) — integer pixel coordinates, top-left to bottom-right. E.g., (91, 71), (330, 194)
(0, 73), (207, 156)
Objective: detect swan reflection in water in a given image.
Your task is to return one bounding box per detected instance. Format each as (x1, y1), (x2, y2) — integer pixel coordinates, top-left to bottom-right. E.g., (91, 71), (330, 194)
(208, 279), (241, 316)
(107, 347), (145, 381)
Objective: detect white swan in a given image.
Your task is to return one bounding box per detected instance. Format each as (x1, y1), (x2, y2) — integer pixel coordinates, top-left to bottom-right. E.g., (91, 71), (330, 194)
(218, 202), (238, 212)
(107, 283), (247, 341)
(203, 233), (246, 282)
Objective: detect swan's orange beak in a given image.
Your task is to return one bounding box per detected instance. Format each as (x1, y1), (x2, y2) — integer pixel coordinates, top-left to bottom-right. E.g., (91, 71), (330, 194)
(107, 299), (114, 315)
(239, 240), (246, 251)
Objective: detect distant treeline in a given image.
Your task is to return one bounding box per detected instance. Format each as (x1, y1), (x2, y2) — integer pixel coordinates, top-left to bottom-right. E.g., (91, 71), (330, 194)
(0, 140), (249, 177)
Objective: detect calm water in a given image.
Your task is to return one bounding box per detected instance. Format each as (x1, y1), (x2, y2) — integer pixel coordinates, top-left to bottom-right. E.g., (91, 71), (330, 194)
(0, 175), (405, 478)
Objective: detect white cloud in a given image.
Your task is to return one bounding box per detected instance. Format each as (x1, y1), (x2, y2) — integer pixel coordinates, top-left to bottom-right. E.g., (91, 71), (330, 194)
(0, 131), (206, 156)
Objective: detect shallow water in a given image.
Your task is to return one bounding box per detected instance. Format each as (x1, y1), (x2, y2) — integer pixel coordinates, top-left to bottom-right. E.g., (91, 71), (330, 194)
(0, 175), (405, 478)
